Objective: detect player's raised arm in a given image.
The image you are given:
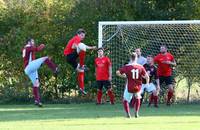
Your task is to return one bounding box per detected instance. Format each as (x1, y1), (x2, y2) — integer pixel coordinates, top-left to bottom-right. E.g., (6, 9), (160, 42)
(86, 45), (97, 50)
(116, 69), (126, 78)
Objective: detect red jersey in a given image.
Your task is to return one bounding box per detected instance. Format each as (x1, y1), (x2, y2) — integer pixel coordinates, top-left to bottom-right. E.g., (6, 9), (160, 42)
(22, 44), (43, 68)
(119, 64), (146, 93)
(95, 56), (111, 80)
(154, 52), (174, 77)
(64, 35), (81, 55)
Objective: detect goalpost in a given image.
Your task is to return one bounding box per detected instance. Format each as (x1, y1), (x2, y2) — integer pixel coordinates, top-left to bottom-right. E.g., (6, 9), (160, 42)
(98, 20), (200, 100)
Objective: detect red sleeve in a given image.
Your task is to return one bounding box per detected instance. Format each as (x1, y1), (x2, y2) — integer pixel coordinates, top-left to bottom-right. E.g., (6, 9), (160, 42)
(74, 36), (81, 45)
(119, 66), (127, 74)
(107, 57), (112, 66)
(29, 45), (44, 52)
(154, 55), (159, 63)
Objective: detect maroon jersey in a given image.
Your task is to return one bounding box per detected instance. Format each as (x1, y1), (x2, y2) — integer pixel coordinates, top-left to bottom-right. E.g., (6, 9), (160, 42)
(119, 64), (147, 93)
(143, 64), (158, 84)
(22, 44), (43, 68)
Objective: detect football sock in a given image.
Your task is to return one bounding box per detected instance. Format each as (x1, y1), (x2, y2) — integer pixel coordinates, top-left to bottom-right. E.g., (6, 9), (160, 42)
(33, 86), (40, 102)
(123, 100), (130, 114)
(149, 93), (154, 105)
(97, 90), (103, 104)
(78, 72), (84, 90)
(79, 51), (86, 67)
(167, 90), (173, 103)
(107, 89), (115, 104)
(135, 99), (141, 112)
(154, 95), (158, 106)
(44, 58), (57, 72)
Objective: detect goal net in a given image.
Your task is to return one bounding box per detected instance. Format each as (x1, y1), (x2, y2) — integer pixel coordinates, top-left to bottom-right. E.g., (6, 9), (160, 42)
(98, 21), (200, 101)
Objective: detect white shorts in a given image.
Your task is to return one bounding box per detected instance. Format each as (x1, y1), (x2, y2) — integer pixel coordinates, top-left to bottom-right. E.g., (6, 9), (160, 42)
(77, 43), (87, 53)
(24, 56), (48, 86)
(123, 84), (142, 103)
(141, 83), (156, 94)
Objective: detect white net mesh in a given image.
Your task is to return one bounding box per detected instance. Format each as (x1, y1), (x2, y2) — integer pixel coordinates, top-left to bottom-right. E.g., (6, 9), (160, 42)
(99, 21), (200, 99)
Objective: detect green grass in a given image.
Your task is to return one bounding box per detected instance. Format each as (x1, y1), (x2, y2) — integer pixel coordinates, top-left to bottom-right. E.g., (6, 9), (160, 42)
(0, 103), (199, 130)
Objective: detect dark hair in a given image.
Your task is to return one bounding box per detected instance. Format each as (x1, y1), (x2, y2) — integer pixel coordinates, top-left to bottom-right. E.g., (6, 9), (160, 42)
(97, 47), (104, 51)
(76, 28), (86, 34)
(147, 55), (153, 58)
(26, 37), (33, 44)
(131, 52), (137, 61)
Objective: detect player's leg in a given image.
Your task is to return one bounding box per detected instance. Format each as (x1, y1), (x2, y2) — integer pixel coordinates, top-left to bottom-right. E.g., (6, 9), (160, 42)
(96, 81), (103, 104)
(77, 71), (87, 95)
(153, 84), (160, 108)
(25, 57), (48, 74)
(140, 84), (146, 106)
(148, 93), (154, 107)
(147, 83), (159, 107)
(123, 85), (133, 118)
(26, 71), (42, 107)
(27, 56), (58, 74)
(65, 52), (86, 94)
(104, 81), (115, 105)
(134, 91), (142, 118)
(44, 56), (59, 74)
(166, 76), (174, 106)
(76, 43), (88, 71)
(66, 51), (80, 71)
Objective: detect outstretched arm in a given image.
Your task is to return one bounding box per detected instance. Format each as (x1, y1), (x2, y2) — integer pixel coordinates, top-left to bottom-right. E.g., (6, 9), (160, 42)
(116, 70), (126, 78)
(86, 45), (96, 50)
(162, 60), (176, 66)
(142, 72), (150, 85)
(30, 44), (45, 52)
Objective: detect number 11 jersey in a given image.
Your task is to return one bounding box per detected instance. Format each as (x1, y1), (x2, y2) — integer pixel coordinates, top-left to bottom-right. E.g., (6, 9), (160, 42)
(119, 63), (147, 93)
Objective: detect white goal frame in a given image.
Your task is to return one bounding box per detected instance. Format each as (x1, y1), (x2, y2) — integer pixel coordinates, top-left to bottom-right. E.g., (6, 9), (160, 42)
(98, 20), (200, 48)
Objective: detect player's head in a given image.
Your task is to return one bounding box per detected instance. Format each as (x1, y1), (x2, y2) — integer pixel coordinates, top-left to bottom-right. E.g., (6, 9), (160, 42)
(147, 55), (154, 64)
(97, 47), (104, 57)
(135, 48), (141, 57)
(26, 38), (35, 45)
(76, 28), (86, 40)
(160, 45), (167, 54)
(130, 52), (138, 63)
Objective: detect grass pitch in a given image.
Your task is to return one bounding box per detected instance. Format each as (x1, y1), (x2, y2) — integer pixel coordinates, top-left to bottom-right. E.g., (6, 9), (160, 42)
(0, 103), (199, 130)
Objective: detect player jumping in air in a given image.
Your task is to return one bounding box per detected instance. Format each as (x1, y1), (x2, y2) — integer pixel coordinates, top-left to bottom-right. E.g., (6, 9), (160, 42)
(116, 53), (149, 118)
(22, 38), (58, 107)
(95, 48), (115, 105)
(140, 55), (160, 108)
(154, 45), (176, 106)
(63, 29), (96, 95)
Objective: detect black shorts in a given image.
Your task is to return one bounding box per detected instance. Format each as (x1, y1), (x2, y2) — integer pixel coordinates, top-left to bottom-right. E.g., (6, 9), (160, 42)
(96, 80), (111, 90)
(66, 51), (78, 69)
(159, 76), (173, 86)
